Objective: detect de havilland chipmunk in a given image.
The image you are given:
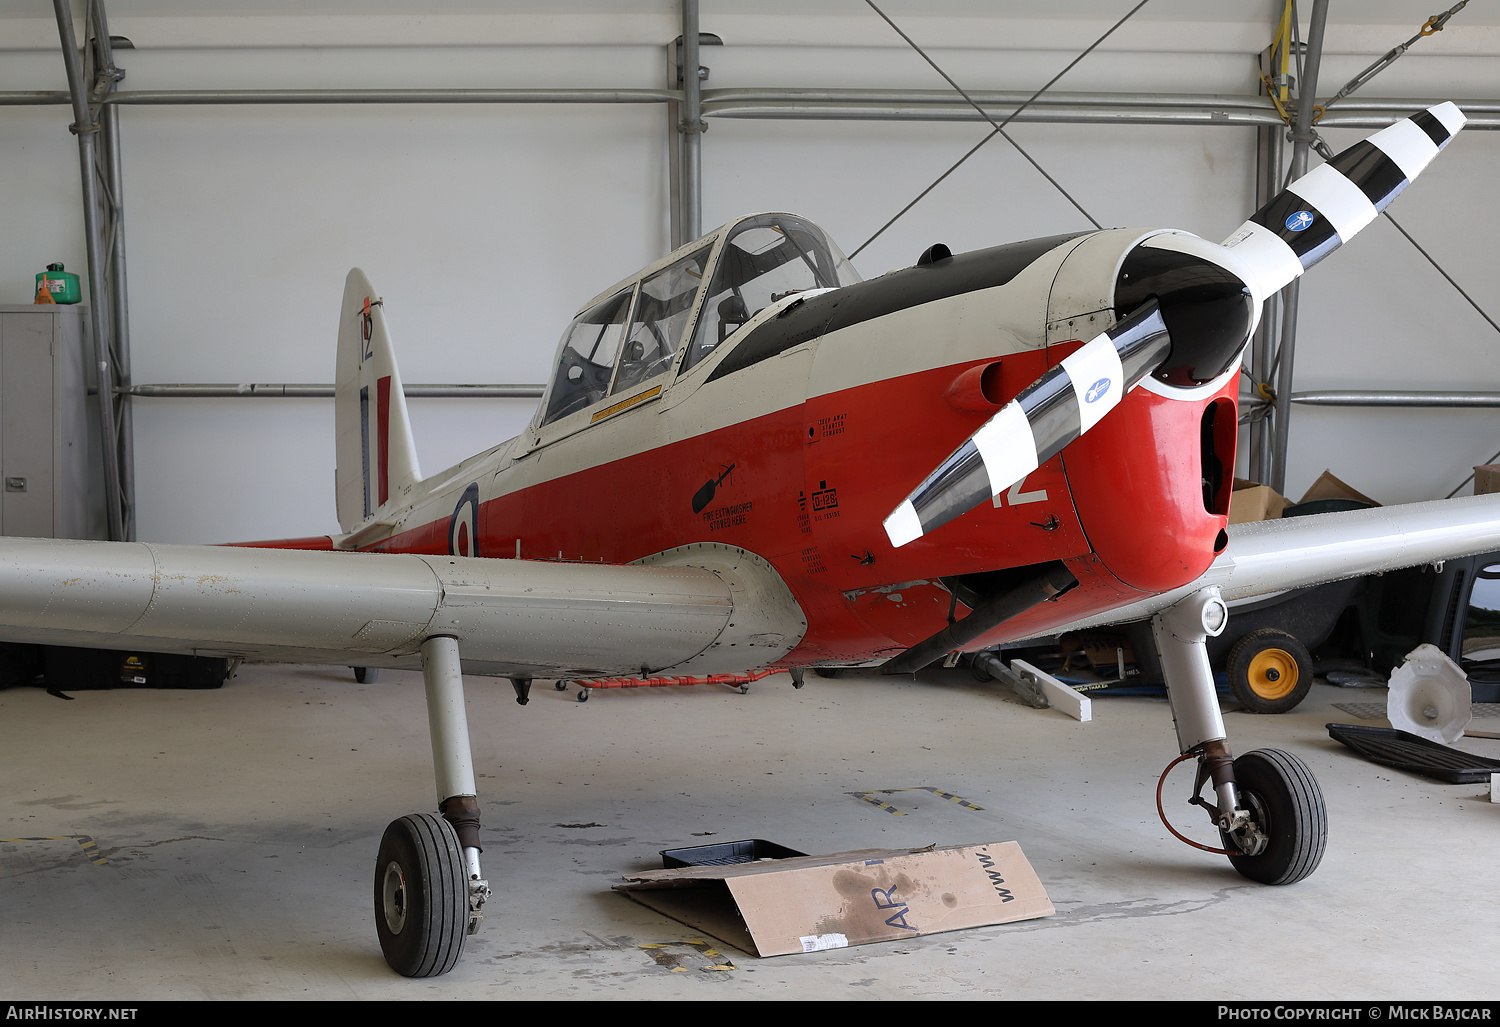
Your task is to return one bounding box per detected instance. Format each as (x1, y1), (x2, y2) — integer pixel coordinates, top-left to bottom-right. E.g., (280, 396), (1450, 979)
(4, 102), (1498, 977)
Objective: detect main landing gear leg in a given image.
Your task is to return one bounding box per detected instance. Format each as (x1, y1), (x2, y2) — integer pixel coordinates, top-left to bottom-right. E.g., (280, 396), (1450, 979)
(374, 635), (492, 977)
(1151, 588), (1326, 885)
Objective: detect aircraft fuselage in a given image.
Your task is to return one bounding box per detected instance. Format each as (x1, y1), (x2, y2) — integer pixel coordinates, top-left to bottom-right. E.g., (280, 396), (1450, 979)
(326, 225), (1237, 670)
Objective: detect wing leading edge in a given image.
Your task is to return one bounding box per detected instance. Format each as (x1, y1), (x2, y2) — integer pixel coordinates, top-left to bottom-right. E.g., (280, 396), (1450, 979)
(1021, 493), (1500, 642)
(0, 538), (803, 679)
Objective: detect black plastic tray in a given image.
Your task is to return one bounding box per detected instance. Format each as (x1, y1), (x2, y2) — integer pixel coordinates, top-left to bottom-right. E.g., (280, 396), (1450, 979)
(660, 839), (806, 869)
(1326, 723), (1500, 784)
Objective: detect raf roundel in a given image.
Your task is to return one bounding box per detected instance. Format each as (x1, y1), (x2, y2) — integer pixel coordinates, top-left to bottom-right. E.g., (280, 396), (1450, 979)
(1284, 210), (1315, 232)
(1084, 377), (1112, 404)
(448, 481), (481, 558)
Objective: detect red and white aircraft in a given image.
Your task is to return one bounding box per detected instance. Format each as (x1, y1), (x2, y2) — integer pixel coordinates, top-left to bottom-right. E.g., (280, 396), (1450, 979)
(3, 102), (1497, 977)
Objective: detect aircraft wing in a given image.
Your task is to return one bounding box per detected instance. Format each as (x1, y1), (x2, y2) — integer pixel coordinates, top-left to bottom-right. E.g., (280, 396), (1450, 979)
(6, 495), (1497, 675)
(1025, 492), (1500, 640)
(0, 538), (800, 679)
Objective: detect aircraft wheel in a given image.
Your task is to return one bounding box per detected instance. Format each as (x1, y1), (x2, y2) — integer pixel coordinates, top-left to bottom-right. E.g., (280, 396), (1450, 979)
(555, 680), (568, 691)
(374, 813), (467, 977)
(1219, 748), (1326, 886)
(577, 687), (591, 702)
(1226, 629), (1312, 714)
(353, 666), (379, 684)
(968, 653), (995, 682)
(813, 667), (846, 679)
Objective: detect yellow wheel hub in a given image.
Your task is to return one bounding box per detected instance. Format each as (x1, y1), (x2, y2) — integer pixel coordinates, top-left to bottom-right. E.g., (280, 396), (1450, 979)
(1247, 648), (1298, 700)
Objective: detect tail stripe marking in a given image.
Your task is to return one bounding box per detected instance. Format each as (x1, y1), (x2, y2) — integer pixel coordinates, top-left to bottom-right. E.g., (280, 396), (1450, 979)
(359, 384), (372, 520)
(377, 375), (392, 506)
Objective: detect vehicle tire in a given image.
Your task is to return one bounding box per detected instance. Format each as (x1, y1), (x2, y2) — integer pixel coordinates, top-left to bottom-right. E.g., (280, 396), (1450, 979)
(1226, 629), (1313, 714)
(1220, 748), (1327, 885)
(374, 813), (467, 977)
(813, 667), (847, 679)
(968, 652), (995, 682)
(353, 666), (379, 684)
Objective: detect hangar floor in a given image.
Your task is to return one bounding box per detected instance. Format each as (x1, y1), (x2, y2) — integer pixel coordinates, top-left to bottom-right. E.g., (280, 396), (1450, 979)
(2, 661), (1496, 1001)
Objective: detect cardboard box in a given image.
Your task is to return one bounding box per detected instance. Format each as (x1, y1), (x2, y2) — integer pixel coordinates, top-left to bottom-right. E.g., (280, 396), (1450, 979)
(1297, 469), (1380, 507)
(1474, 465), (1500, 496)
(615, 841), (1053, 956)
(1228, 478), (1289, 524)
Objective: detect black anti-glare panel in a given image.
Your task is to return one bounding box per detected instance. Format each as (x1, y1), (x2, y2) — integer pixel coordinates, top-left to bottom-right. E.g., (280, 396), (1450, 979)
(708, 233), (1088, 383)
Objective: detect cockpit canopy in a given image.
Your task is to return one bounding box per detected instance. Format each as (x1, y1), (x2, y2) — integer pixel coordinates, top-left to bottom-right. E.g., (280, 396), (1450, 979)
(538, 213), (861, 428)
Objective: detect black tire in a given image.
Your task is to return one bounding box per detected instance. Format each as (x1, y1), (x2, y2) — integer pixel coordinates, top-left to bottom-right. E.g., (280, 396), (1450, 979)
(968, 652), (995, 682)
(813, 667), (847, 679)
(1220, 748), (1327, 885)
(374, 813), (467, 977)
(555, 680), (568, 691)
(353, 666), (379, 684)
(1226, 629), (1313, 714)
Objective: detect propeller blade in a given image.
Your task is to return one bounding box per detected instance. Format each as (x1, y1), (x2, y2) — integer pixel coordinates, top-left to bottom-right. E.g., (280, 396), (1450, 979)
(1220, 101), (1466, 303)
(883, 102), (1466, 549)
(883, 300), (1171, 548)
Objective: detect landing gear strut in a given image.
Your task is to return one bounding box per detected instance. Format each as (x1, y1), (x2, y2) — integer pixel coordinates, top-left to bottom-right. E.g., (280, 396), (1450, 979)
(1151, 588), (1326, 884)
(374, 635), (492, 977)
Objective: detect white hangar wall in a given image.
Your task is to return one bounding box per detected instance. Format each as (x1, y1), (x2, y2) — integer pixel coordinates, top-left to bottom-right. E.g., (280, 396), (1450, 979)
(1, 2), (1497, 543)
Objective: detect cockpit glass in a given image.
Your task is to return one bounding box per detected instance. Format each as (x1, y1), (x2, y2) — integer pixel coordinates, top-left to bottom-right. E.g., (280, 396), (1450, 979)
(611, 245), (711, 395)
(682, 214), (861, 374)
(537, 216), (856, 431)
(540, 287), (633, 425)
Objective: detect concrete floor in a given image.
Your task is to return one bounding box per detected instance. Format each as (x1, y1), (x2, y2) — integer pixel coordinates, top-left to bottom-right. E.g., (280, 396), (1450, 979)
(2, 661), (1496, 1001)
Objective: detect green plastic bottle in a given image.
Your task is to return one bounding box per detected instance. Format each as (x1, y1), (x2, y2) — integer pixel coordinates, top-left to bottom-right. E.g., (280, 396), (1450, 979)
(35, 262), (81, 304)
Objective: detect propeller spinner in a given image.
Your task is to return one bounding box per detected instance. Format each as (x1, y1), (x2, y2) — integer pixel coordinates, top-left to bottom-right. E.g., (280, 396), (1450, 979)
(884, 101), (1466, 548)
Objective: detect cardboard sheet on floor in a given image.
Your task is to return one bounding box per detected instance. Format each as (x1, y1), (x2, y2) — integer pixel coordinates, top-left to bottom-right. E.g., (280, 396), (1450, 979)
(614, 841), (1052, 956)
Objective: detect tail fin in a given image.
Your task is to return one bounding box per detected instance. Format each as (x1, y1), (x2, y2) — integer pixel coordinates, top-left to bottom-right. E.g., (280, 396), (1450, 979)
(335, 268), (422, 534)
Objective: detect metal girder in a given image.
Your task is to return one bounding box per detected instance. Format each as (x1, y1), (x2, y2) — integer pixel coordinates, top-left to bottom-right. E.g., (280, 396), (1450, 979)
(1266, 0), (1331, 496)
(117, 382), (545, 399)
(4, 88), (1498, 129)
(51, 0), (133, 541)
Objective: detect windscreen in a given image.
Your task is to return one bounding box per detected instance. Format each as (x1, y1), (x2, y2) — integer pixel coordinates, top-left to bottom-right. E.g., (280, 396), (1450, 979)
(682, 214), (860, 374)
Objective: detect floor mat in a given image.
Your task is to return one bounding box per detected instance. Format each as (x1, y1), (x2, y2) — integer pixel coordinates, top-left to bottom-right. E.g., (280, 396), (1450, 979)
(1332, 701), (1500, 721)
(1326, 723), (1500, 783)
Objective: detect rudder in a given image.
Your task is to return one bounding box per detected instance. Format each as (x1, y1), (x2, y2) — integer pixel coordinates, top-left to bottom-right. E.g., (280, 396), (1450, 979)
(335, 269), (421, 534)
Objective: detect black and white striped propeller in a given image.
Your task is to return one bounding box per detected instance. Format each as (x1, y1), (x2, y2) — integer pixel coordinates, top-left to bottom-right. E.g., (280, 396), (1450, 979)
(883, 101), (1466, 548)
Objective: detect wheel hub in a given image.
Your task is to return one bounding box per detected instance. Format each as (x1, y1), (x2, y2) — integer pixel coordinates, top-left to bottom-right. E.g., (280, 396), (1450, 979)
(382, 861), (408, 935)
(1247, 648), (1298, 700)
(1224, 789), (1269, 856)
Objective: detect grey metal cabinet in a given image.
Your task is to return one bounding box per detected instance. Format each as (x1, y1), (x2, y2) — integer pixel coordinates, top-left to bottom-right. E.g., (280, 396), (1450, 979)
(0, 305), (92, 539)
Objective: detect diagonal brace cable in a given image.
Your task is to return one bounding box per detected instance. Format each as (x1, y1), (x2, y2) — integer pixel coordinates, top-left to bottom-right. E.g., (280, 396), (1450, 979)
(852, 0), (1149, 258)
